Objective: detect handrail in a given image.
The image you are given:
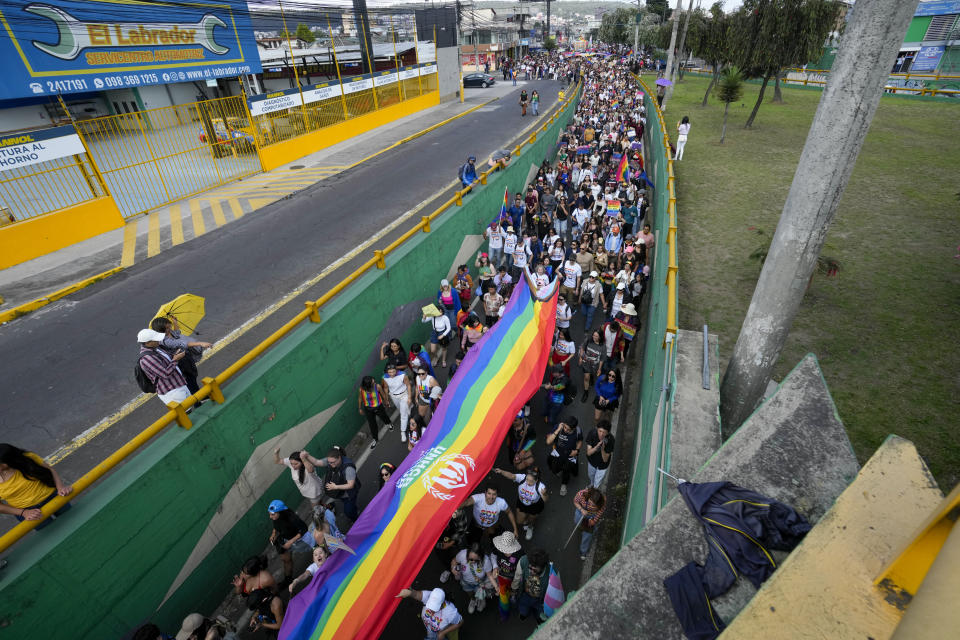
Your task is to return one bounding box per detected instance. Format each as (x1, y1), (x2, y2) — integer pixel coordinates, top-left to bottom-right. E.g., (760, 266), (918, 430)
(0, 82), (583, 554)
(634, 74), (679, 340)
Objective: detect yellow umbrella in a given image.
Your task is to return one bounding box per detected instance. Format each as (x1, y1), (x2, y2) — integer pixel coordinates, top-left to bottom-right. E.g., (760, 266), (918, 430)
(154, 294), (205, 336)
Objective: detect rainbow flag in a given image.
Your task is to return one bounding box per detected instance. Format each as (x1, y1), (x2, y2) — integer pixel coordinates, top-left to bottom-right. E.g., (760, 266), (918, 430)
(280, 275), (559, 640)
(492, 187), (510, 225)
(576, 145), (591, 155)
(616, 153), (630, 183)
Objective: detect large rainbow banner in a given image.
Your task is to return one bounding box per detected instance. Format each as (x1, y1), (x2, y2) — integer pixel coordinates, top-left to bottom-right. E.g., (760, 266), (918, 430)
(280, 275), (559, 640)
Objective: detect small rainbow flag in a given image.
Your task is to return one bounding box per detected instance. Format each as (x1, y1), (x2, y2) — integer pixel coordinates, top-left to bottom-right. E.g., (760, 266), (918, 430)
(493, 187), (510, 225)
(616, 153), (630, 183)
(576, 145), (591, 155)
(607, 199), (622, 217)
(279, 275), (559, 640)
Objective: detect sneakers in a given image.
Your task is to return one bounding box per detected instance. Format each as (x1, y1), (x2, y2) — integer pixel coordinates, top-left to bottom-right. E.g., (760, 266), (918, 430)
(525, 525), (534, 540)
(580, 554), (587, 561)
(468, 598), (477, 614)
(388, 423), (394, 431)
(401, 431), (407, 443)
(440, 570), (451, 583)
(559, 484), (567, 496)
(370, 440), (378, 450)
(477, 596), (486, 612)
(539, 611), (549, 622)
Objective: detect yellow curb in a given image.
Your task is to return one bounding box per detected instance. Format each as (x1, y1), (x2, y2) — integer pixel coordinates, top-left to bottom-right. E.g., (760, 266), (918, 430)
(0, 266), (123, 324)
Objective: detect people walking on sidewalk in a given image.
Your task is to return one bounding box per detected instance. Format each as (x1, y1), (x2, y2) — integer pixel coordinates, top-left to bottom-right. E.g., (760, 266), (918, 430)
(136, 328), (190, 407)
(266, 499), (313, 585)
(511, 549), (551, 622)
(572, 487), (606, 560)
(150, 316), (211, 396)
(358, 375), (391, 449)
(272, 448), (325, 508)
(531, 90), (540, 116)
(451, 542), (498, 614)
(594, 368), (623, 422)
(490, 531), (525, 620)
(585, 420), (615, 488)
(546, 417), (581, 496)
(519, 89), (529, 116)
(493, 466), (548, 540)
(381, 363), (413, 442)
(462, 484), (519, 541)
(317, 446), (362, 521)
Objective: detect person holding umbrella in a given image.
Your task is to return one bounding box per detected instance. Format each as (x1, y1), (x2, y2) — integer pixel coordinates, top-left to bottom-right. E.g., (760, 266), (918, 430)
(150, 316), (211, 396)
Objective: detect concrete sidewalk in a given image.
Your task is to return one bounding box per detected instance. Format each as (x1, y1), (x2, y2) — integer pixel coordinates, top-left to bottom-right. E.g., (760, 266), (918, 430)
(0, 82), (532, 314)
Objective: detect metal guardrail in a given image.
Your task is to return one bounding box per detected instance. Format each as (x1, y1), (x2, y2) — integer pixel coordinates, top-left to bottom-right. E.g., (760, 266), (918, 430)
(0, 83), (582, 554)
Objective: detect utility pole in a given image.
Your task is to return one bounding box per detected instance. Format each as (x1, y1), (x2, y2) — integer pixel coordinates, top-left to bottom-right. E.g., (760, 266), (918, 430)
(674, 0), (694, 81)
(633, 0), (640, 54)
(719, 0), (920, 433)
(546, 0), (551, 44)
(661, 0), (682, 110)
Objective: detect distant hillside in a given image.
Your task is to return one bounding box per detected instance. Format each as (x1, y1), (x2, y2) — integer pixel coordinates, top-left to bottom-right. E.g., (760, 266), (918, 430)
(474, 1), (631, 19)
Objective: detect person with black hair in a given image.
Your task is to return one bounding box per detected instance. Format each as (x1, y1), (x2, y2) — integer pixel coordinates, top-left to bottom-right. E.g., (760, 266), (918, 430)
(272, 448), (324, 508)
(174, 613), (238, 640)
(512, 548), (551, 622)
(231, 555), (276, 597)
(461, 484), (518, 541)
(358, 375), (392, 449)
(266, 500), (313, 585)
(0, 443), (73, 528)
(593, 368), (623, 422)
(129, 623), (167, 640)
(307, 446), (362, 521)
(246, 588), (285, 633)
(451, 540), (498, 614)
(492, 466), (548, 540)
(407, 414), (427, 452)
(545, 417), (582, 496)
(378, 462), (396, 490)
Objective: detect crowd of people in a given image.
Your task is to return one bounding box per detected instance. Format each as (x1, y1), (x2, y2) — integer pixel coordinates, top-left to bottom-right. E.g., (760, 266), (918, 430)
(0, 44), (658, 640)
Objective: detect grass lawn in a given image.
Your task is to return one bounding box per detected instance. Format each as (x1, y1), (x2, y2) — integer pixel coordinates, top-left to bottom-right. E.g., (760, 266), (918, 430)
(661, 74), (960, 489)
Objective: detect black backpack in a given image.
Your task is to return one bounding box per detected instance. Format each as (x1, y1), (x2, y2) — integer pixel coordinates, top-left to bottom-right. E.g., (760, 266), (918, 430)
(134, 351), (157, 394)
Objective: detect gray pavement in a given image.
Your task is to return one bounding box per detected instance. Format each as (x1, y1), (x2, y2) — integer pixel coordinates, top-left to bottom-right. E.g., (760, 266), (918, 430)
(0, 77), (568, 500)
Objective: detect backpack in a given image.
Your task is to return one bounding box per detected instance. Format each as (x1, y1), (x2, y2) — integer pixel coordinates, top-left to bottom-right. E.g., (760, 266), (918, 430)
(134, 351), (157, 393)
(581, 284), (594, 306)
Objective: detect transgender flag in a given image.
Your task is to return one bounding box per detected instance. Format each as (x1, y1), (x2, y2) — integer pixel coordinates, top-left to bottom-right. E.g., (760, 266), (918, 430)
(543, 563), (566, 617)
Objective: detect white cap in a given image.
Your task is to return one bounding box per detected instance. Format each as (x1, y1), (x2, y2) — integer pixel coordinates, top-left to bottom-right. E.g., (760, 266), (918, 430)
(175, 613), (205, 640)
(425, 588), (445, 610)
(590, 271), (599, 277)
(616, 282), (626, 290)
(137, 328), (167, 343)
(440, 279), (450, 288)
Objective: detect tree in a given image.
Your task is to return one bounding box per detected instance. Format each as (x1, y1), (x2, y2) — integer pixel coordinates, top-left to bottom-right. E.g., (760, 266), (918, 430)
(646, 0), (673, 20)
(598, 7), (639, 46)
(714, 66), (743, 143)
(544, 36), (557, 52)
(690, 3), (732, 106)
(730, 0), (843, 128)
(295, 23), (316, 44)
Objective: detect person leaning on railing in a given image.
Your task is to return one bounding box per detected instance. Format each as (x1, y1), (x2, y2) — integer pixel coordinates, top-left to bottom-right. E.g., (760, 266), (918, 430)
(0, 443), (73, 529)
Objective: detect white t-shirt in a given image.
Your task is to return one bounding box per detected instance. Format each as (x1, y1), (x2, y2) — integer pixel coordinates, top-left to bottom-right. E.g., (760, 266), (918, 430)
(471, 494), (509, 528)
(487, 227), (503, 249)
(556, 304), (572, 329)
(562, 262), (582, 288)
(573, 207), (590, 228)
(555, 338), (576, 357)
(421, 599), (462, 633)
(383, 372), (408, 397)
(678, 122), (691, 138)
(283, 459), (324, 500)
(503, 233), (517, 255)
(534, 272), (550, 291)
(549, 246), (565, 262)
(513, 245), (528, 268)
(513, 474), (546, 506)
(454, 549), (496, 586)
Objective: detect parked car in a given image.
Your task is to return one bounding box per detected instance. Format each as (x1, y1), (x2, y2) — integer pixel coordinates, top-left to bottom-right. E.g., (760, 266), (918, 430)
(463, 73), (496, 88)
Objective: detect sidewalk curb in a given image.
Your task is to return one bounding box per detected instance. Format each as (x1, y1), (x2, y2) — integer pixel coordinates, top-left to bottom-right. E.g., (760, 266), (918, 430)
(0, 266), (123, 324)
(0, 96), (502, 326)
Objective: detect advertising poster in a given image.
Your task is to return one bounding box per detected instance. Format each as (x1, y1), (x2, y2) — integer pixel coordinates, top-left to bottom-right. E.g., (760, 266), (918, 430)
(0, 0), (261, 100)
(911, 46), (945, 73)
(0, 125), (86, 172)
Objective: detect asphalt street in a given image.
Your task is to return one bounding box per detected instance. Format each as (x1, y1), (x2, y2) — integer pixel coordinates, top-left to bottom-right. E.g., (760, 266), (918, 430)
(0, 79), (567, 486)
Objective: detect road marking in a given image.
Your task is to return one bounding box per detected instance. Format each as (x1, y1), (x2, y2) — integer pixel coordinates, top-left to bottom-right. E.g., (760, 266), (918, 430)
(146, 210), (161, 257)
(46, 176), (459, 465)
(120, 220), (137, 267)
(210, 199), (227, 227)
(245, 197), (278, 210)
(227, 197), (244, 220)
(170, 203), (184, 245)
(190, 199), (206, 237)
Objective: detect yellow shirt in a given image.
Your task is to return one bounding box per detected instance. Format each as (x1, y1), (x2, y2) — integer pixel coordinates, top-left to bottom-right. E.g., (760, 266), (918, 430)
(0, 452), (54, 509)
(559, 90), (566, 102)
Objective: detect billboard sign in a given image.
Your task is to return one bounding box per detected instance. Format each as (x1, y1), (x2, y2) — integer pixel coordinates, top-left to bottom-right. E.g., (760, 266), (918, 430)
(247, 87), (301, 117)
(911, 46), (945, 72)
(0, 0), (261, 101)
(0, 125), (86, 173)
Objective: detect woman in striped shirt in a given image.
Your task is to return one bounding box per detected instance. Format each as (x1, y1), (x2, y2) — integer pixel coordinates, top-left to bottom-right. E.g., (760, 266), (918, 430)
(358, 376), (392, 450)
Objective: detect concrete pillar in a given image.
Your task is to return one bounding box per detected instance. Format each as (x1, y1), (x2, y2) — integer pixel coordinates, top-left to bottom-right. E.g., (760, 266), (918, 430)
(719, 0), (920, 434)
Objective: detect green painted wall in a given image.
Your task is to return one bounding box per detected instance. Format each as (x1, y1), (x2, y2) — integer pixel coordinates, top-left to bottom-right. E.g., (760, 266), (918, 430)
(0, 89), (581, 639)
(621, 78), (678, 542)
(905, 16), (932, 42)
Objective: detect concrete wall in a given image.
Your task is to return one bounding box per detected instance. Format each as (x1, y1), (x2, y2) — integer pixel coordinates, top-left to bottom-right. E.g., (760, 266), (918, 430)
(0, 104), (52, 131)
(0, 87), (580, 639)
(437, 46), (462, 103)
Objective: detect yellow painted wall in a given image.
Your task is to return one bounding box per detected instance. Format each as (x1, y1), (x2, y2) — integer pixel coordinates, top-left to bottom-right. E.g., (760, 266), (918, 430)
(0, 197), (125, 270)
(258, 91), (441, 172)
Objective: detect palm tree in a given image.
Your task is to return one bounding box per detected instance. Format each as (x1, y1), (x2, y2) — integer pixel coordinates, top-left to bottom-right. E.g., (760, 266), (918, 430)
(714, 66), (743, 143)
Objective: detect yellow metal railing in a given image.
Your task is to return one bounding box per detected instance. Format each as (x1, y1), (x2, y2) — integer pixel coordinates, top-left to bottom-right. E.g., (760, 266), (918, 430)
(0, 152), (107, 221)
(636, 75), (679, 339)
(0, 83), (582, 554)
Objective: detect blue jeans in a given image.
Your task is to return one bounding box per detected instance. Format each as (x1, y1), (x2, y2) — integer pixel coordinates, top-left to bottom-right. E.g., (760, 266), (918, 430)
(489, 246), (503, 267)
(517, 591), (543, 619)
(574, 509), (594, 556)
(532, 102), (539, 115)
(543, 398), (564, 427)
(553, 218), (568, 237)
(581, 303), (597, 329)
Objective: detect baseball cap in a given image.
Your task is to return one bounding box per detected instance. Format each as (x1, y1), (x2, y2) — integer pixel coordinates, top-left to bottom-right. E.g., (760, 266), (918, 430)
(175, 613), (205, 640)
(425, 588), (446, 611)
(617, 282), (626, 290)
(137, 328), (166, 343)
(590, 271), (599, 277)
(268, 499), (288, 513)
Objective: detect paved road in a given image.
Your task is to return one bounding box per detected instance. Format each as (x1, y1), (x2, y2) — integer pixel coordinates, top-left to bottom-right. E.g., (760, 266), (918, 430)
(0, 79), (568, 486)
